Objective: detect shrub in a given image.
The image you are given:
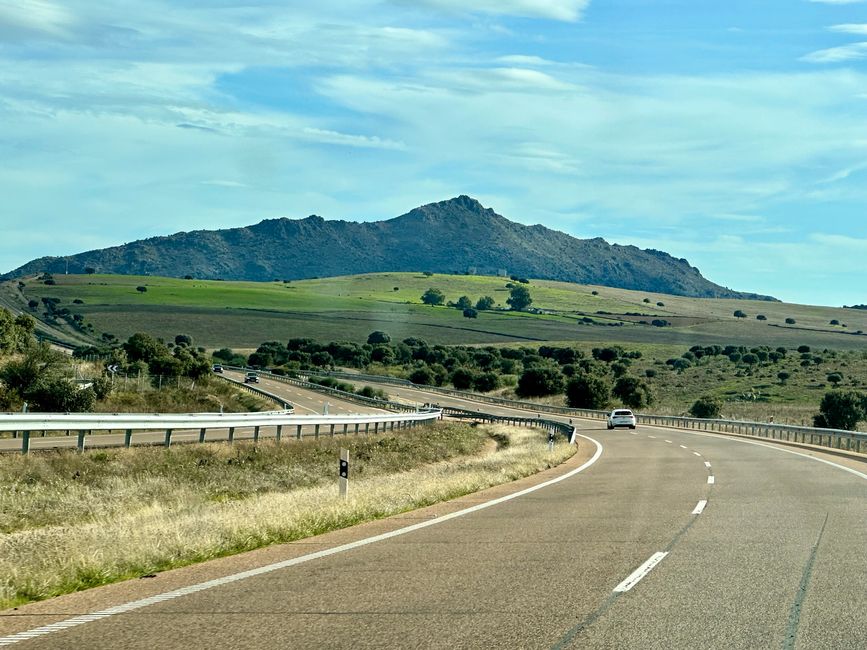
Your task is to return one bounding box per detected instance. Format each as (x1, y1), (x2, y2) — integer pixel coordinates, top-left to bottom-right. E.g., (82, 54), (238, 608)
(136, 286), (147, 293)
(612, 376), (653, 409)
(565, 374), (610, 409)
(475, 296), (495, 311)
(367, 331), (391, 345)
(473, 372), (500, 393)
(690, 396), (722, 419)
(813, 391), (866, 430)
(785, 318), (796, 325)
(516, 367), (564, 398)
(463, 308), (478, 319)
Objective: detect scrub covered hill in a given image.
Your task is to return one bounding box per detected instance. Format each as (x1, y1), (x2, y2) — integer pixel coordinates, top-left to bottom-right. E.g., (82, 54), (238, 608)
(4, 196), (774, 301)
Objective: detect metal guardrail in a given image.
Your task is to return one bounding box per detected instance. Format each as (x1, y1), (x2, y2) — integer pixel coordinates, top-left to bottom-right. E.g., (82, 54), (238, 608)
(0, 408), (442, 454)
(310, 370), (867, 456)
(436, 405), (576, 443)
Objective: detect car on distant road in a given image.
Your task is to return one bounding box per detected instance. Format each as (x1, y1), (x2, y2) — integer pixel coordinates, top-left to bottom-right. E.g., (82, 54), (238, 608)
(607, 408), (637, 430)
(244, 372), (259, 383)
(212, 364), (223, 373)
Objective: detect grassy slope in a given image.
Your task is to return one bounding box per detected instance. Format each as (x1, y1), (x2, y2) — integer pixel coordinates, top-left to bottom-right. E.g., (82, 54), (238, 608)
(6, 272), (867, 350)
(0, 423), (574, 609)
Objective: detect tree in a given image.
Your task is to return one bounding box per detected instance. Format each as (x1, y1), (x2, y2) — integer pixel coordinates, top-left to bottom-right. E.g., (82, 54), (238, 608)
(756, 314), (767, 321)
(85, 267), (96, 274)
(27, 300), (38, 310)
(409, 366), (435, 385)
(123, 332), (164, 363)
(174, 334), (192, 347)
(733, 310), (747, 319)
(454, 296), (473, 310)
(367, 331), (391, 345)
(690, 396), (722, 419)
(612, 376), (653, 409)
(785, 318), (796, 325)
(777, 371), (791, 384)
(813, 391), (865, 430)
(475, 296), (495, 310)
(463, 308), (478, 319)
(830, 319), (840, 326)
(566, 374), (610, 409)
(450, 367), (476, 390)
(516, 367), (564, 397)
(506, 285), (532, 311)
(136, 286), (147, 293)
(421, 288), (445, 306)
(473, 372), (500, 393)
(827, 372), (843, 387)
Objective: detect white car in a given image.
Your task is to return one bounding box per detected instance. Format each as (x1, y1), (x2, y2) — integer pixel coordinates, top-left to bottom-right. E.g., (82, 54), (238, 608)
(607, 408), (637, 430)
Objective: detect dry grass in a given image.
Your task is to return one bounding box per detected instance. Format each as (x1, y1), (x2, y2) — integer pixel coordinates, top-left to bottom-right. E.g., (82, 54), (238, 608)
(0, 422), (574, 609)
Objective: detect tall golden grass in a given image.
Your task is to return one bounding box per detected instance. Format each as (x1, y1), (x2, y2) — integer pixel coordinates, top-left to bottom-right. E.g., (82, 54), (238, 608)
(0, 423), (574, 609)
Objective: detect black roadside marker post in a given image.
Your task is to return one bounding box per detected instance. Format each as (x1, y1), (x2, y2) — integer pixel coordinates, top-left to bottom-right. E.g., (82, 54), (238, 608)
(339, 448), (349, 499)
(548, 430), (555, 452)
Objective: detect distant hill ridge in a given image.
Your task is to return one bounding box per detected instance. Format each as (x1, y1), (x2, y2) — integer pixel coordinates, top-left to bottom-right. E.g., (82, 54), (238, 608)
(4, 196), (776, 300)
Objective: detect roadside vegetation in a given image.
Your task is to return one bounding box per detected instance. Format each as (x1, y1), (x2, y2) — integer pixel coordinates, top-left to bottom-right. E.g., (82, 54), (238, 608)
(227, 335), (867, 430)
(0, 307), (270, 420)
(0, 422), (575, 609)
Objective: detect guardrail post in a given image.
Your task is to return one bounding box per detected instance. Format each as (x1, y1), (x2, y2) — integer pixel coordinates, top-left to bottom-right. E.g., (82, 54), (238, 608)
(77, 430), (86, 452)
(343, 423), (348, 434)
(374, 422), (379, 434)
(228, 427), (235, 444)
(253, 426), (260, 443)
(199, 428), (206, 443)
(276, 425), (283, 442)
(314, 424), (320, 439)
(330, 424), (335, 437)
(355, 423), (359, 434)
(21, 431), (29, 454)
(296, 425), (302, 440)
(164, 429), (172, 448)
(365, 422), (370, 434)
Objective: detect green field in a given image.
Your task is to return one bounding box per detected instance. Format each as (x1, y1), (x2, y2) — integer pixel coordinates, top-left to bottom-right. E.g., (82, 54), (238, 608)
(4, 272), (867, 351)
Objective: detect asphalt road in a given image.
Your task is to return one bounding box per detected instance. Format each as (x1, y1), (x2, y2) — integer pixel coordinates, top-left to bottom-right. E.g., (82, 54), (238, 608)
(1, 386), (865, 649)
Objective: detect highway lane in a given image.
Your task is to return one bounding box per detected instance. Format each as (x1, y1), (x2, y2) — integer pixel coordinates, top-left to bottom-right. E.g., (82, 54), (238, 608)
(1, 390), (864, 647)
(223, 370), (389, 416)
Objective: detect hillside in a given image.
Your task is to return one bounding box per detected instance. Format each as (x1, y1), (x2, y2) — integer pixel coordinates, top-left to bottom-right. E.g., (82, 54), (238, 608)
(3, 272), (863, 352)
(4, 196), (774, 300)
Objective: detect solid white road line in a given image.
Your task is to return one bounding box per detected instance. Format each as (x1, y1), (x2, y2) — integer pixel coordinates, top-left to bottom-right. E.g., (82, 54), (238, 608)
(692, 500), (708, 515)
(613, 552), (669, 593)
(708, 476), (715, 484)
(0, 435), (605, 647)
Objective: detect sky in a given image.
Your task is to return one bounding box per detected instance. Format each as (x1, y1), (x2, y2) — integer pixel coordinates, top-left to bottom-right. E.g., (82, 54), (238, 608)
(2, 0), (867, 306)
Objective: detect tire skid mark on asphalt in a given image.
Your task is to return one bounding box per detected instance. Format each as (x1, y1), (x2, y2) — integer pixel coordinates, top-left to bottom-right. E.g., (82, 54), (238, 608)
(0, 435), (604, 648)
(783, 513), (830, 650)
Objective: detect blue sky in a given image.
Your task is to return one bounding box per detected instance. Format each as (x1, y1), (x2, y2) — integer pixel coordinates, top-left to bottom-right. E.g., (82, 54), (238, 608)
(2, 0), (867, 305)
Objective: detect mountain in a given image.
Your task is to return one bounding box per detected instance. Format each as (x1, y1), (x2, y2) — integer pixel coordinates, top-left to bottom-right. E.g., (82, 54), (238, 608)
(3, 196), (776, 300)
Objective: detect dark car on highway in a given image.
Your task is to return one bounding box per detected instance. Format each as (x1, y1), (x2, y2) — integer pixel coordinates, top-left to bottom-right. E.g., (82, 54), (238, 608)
(244, 372), (259, 383)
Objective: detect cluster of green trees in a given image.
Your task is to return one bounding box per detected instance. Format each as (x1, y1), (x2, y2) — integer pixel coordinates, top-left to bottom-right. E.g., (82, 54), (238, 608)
(229, 336), (653, 411)
(420, 285), (532, 313)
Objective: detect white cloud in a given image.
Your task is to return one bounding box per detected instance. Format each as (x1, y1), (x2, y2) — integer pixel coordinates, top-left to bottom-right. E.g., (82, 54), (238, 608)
(829, 24), (867, 34)
(413, 0), (590, 21)
(0, 0), (76, 40)
(803, 42), (867, 62)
